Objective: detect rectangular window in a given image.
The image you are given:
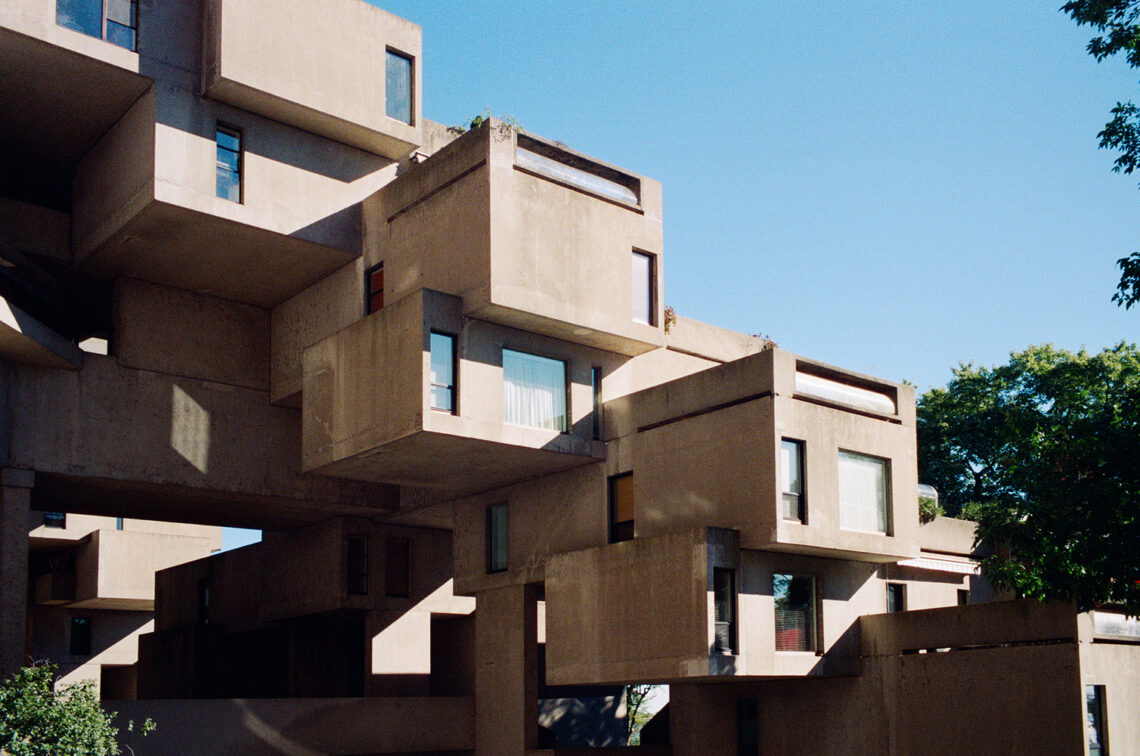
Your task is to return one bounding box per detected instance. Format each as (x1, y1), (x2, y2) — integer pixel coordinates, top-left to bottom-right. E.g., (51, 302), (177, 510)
(713, 567), (737, 654)
(503, 349), (567, 432)
(591, 366), (603, 441)
(631, 250), (655, 325)
(430, 332), (456, 413)
(70, 616), (92, 656)
(886, 582), (906, 613)
(781, 439), (805, 522)
(1086, 685), (1108, 756)
(57, 0), (137, 51)
(115, 517), (123, 530)
(838, 450), (891, 534)
(386, 50), (413, 124)
(609, 473), (634, 543)
(43, 512), (66, 529)
(957, 589), (970, 606)
(215, 125), (242, 203)
(346, 535), (369, 596)
(365, 262), (384, 314)
(774, 574), (817, 653)
(487, 504), (508, 573)
(385, 538), (410, 598)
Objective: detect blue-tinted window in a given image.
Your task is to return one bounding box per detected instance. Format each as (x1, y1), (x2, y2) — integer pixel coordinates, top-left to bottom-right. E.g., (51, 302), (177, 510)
(56, 0), (101, 39)
(105, 0), (137, 51)
(487, 504), (508, 573)
(44, 512), (66, 529)
(430, 332), (455, 413)
(216, 126), (242, 202)
(386, 50), (413, 124)
(56, 0), (137, 52)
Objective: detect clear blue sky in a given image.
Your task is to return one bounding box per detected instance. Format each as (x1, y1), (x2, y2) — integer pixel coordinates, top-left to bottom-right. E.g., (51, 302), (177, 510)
(228, 1), (1138, 550)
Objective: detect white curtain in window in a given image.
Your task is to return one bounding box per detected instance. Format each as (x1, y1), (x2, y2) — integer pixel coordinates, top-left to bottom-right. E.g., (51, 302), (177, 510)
(838, 451), (889, 533)
(503, 349), (566, 431)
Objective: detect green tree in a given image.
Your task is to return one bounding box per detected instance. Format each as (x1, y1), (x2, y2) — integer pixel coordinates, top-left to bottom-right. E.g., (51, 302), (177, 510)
(916, 344), (1140, 614)
(0, 663), (121, 755)
(1063, 0), (1140, 308)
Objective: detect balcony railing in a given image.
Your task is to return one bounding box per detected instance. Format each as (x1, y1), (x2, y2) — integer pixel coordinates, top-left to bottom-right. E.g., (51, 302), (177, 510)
(56, 0), (137, 51)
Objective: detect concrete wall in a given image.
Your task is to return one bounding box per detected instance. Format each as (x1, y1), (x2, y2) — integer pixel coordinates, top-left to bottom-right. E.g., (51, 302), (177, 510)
(0, 0), (140, 72)
(0, 197), (68, 259)
(31, 605), (152, 695)
(73, 529), (219, 607)
(1080, 640), (1140, 755)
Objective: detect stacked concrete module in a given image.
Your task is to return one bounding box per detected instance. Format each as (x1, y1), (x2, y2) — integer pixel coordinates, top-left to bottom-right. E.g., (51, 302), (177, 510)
(1, 0), (1138, 754)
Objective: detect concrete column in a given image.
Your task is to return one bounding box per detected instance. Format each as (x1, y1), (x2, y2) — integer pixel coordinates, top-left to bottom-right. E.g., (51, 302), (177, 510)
(0, 468), (33, 678)
(474, 583), (538, 755)
(670, 682), (738, 756)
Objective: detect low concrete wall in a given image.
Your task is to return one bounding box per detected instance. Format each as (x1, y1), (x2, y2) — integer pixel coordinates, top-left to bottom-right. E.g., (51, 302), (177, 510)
(109, 696), (473, 755)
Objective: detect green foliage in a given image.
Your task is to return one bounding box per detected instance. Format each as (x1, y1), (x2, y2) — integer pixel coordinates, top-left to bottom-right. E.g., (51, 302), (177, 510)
(1062, 1), (1140, 308)
(448, 108), (524, 136)
(918, 495), (944, 524)
(623, 684), (660, 746)
(916, 343), (1140, 614)
(0, 663), (120, 756)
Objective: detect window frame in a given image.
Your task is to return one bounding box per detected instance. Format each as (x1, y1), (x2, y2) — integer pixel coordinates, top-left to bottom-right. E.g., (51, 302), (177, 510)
(385, 48), (415, 125)
(69, 616), (92, 656)
(781, 438), (806, 523)
(1086, 684), (1109, 756)
(631, 249), (656, 326)
(43, 512), (66, 529)
(56, 0), (137, 51)
(608, 472), (634, 544)
(502, 347), (569, 433)
(364, 262), (384, 314)
(773, 573), (819, 654)
(486, 503), (508, 574)
(837, 449), (892, 535)
(429, 331), (457, 414)
(591, 366), (603, 441)
(886, 582), (906, 613)
(215, 124), (243, 204)
(712, 566), (737, 655)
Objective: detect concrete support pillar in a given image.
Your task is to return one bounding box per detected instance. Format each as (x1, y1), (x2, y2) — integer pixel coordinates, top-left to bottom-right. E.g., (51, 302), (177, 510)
(670, 682), (738, 756)
(474, 583), (538, 755)
(0, 469), (33, 678)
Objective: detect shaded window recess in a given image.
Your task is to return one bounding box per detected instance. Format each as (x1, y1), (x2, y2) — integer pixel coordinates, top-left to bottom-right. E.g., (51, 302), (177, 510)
(774, 573), (817, 653)
(385, 537), (410, 598)
(346, 535), (369, 596)
(515, 134), (640, 208)
(70, 616), (92, 656)
(887, 582), (906, 613)
(591, 366), (603, 441)
(487, 504), (508, 573)
(713, 567), (737, 654)
(43, 512), (66, 529)
(56, 0), (137, 51)
(430, 331), (456, 414)
(386, 49), (414, 124)
(365, 262), (384, 314)
(609, 472), (634, 544)
(632, 250), (656, 326)
(1086, 684), (1108, 756)
(957, 589), (970, 606)
(781, 438), (805, 522)
(215, 125), (242, 203)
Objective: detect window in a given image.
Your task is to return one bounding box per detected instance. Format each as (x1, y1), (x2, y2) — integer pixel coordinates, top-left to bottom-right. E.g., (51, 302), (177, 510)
(1086, 685), (1108, 756)
(838, 450), (890, 534)
(70, 616), (92, 656)
(365, 262), (384, 313)
(631, 250), (655, 325)
(886, 582), (906, 613)
(713, 567), (737, 654)
(385, 538), (410, 598)
(43, 512), (66, 529)
(781, 439), (805, 522)
(591, 366), (603, 441)
(115, 517), (123, 530)
(346, 535), (369, 596)
(430, 332), (456, 413)
(774, 574), (817, 653)
(609, 473), (634, 543)
(957, 589), (970, 606)
(487, 504), (508, 573)
(57, 0), (137, 51)
(386, 50), (413, 124)
(503, 349), (567, 432)
(215, 125), (242, 202)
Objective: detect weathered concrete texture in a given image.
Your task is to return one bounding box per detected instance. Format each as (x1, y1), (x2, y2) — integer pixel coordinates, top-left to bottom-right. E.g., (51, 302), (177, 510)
(0, 197), (68, 259)
(71, 529), (220, 609)
(31, 606), (152, 691)
(475, 583), (539, 755)
(1081, 641), (1140, 755)
(0, 482), (31, 676)
(0, 295), (83, 369)
(111, 696), (474, 755)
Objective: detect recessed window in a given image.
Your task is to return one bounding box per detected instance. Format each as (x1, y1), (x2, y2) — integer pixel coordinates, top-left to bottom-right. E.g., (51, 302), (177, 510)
(430, 332), (456, 413)
(781, 439), (805, 522)
(503, 349), (567, 432)
(70, 616), (92, 656)
(886, 582), (906, 613)
(385, 538), (410, 598)
(713, 567), (737, 654)
(56, 0), (137, 51)
(608, 473), (634, 543)
(957, 589), (969, 606)
(487, 504), (508, 574)
(1086, 685), (1108, 756)
(215, 125), (242, 203)
(346, 535), (369, 596)
(838, 450), (891, 534)
(365, 262), (384, 314)
(631, 250), (655, 326)
(115, 517), (123, 530)
(386, 50), (413, 124)
(591, 366), (603, 441)
(774, 574), (817, 653)
(44, 512), (66, 529)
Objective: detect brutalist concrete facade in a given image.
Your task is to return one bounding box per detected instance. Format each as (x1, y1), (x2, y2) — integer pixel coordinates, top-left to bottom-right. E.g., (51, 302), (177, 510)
(1, 1), (1137, 754)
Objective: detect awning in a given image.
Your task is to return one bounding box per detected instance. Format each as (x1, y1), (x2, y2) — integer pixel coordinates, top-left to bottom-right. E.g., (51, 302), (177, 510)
(897, 557), (980, 575)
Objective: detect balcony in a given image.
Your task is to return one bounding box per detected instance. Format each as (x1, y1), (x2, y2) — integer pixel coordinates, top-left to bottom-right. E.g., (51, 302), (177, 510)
(605, 348), (920, 562)
(363, 119), (665, 356)
(302, 289), (602, 493)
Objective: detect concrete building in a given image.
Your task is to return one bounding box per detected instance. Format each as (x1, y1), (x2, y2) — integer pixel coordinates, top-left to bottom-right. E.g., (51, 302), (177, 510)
(1, 0), (1137, 754)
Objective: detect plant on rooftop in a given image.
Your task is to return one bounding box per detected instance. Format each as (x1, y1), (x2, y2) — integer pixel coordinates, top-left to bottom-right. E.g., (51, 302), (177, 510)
(448, 108), (523, 138)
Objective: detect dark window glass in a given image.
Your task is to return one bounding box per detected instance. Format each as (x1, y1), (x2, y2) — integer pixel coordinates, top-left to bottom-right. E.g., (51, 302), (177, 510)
(774, 574), (816, 653)
(713, 567), (737, 654)
(957, 589), (969, 606)
(386, 50), (413, 124)
(346, 535), (369, 595)
(366, 263), (384, 313)
(385, 538), (410, 598)
(487, 504), (508, 573)
(781, 439), (805, 522)
(70, 616), (92, 656)
(632, 251), (655, 325)
(1086, 685), (1108, 756)
(591, 367), (603, 441)
(216, 126), (242, 202)
(887, 583), (906, 613)
(609, 473), (634, 543)
(430, 332), (456, 413)
(44, 512), (66, 529)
